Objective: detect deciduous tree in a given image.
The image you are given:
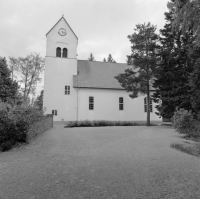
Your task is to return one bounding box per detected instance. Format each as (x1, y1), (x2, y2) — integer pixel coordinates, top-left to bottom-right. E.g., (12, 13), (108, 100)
(9, 53), (44, 103)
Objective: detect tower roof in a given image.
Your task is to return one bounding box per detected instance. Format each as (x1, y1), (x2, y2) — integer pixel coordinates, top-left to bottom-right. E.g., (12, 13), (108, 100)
(46, 16), (78, 39)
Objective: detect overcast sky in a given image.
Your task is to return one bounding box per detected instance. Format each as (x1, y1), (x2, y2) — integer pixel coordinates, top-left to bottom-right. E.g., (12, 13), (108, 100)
(0, 0), (169, 95)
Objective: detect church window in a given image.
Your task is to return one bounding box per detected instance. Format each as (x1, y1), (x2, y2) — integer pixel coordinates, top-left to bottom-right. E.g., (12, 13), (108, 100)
(52, 110), (57, 115)
(144, 97), (153, 112)
(56, 47), (61, 57)
(119, 97), (123, 110)
(65, 86), (70, 95)
(89, 96), (94, 110)
(63, 48), (68, 58)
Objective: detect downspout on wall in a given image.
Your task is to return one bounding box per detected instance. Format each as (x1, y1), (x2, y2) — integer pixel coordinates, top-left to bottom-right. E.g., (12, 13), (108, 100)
(76, 71), (79, 121)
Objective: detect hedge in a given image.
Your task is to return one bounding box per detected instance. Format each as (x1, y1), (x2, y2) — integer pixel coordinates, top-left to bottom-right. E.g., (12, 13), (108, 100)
(0, 101), (52, 151)
(65, 120), (158, 128)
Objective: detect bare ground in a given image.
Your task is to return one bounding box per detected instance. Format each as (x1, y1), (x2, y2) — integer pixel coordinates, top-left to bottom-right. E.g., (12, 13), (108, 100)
(0, 125), (200, 199)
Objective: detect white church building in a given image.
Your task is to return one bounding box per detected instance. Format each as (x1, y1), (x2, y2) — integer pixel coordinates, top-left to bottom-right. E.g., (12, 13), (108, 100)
(43, 16), (162, 122)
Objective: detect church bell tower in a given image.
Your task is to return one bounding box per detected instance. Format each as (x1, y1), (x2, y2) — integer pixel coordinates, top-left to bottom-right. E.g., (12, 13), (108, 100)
(43, 16), (78, 121)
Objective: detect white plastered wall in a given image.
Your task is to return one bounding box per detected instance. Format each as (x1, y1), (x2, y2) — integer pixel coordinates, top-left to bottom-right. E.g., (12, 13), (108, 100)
(43, 17), (78, 121)
(77, 88), (162, 122)
(46, 18), (78, 58)
(43, 58), (77, 121)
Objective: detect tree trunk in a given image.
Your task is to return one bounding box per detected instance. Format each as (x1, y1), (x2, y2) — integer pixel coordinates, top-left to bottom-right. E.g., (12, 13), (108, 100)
(147, 81), (150, 126)
(11, 65), (14, 81)
(24, 64), (29, 103)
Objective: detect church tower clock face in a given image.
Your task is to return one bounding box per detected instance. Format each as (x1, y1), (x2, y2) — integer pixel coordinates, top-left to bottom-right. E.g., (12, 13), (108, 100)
(58, 28), (67, 36)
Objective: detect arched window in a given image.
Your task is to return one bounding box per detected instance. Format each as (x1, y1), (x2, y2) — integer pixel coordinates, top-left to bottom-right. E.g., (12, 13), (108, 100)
(63, 48), (68, 58)
(144, 97), (153, 112)
(89, 96), (94, 110)
(119, 97), (123, 110)
(56, 47), (61, 57)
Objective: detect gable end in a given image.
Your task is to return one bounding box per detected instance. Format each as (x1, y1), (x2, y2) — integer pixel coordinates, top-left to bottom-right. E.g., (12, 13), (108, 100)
(46, 16), (78, 40)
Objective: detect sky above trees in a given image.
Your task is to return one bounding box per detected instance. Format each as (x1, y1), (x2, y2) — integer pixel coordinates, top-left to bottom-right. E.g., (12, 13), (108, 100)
(0, 0), (169, 95)
(0, 0), (168, 62)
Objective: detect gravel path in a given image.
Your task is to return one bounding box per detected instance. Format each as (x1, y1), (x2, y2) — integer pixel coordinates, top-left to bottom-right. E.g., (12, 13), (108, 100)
(0, 125), (200, 199)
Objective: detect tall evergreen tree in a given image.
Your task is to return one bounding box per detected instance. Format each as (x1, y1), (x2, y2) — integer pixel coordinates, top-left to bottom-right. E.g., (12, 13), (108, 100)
(103, 58), (106, 62)
(0, 57), (18, 102)
(153, 1), (200, 119)
(107, 54), (116, 63)
(88, 53), (95, 61)
(189, 60), (200, 115)
(115, 23), (159, 126)
(169, 0), (200, 46)
(169, 0), (200, 117)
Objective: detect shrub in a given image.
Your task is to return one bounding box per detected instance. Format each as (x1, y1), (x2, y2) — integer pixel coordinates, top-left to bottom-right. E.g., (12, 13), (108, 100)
(65, 120), (142, 128)
(0, 111), (13, 143)
(67, 121), (78, 127)
(0, 102), (16, 144)
(81, 120), (92, 127)
(114, 121), (121, 126)
(0, 139), (15, 152)
(122, 121), (134, 126)
(8, 105), (44, 126)
(0, 101), (45, 149)
(106, 121), (114, 126)
(92, 120), (99, 127)
(98, 120), (106, 126)
(172, 108), (200, 137)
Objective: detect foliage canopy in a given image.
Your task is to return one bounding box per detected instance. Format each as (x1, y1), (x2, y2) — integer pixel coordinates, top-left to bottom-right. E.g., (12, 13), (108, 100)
(9, 53), (44, 103)
(0, 57), (18, 103)
(115, 23), (159, 125)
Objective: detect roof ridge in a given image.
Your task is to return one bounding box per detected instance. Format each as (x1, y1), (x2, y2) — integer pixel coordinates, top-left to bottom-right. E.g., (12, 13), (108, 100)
(77, 59), (127, 65)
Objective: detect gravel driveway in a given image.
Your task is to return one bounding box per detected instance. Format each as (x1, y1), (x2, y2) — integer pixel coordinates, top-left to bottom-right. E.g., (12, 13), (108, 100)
(0, 125), (200, 199)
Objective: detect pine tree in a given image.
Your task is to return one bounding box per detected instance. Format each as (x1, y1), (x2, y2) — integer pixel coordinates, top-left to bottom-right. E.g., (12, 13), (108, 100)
(88, 53), (95, 61)
(115, 23), (159, 126)
(153, 1), (200, 119)
(188, 59), (200, 118)
(107, 54), (116, 63)
(171, 0), (200, 117)
(0, 57), (18, 102)
(169, 0), (200, 46)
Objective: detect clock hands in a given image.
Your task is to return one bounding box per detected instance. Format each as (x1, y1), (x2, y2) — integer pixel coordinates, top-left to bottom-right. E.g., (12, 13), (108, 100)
(58, 28), (66, 36)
